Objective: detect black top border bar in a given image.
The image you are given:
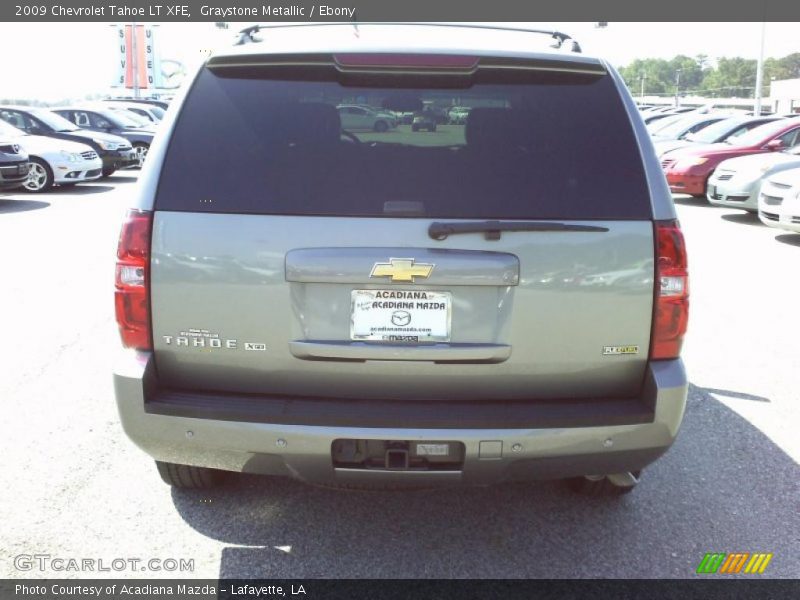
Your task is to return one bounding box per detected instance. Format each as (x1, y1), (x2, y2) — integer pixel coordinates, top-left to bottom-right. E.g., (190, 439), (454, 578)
(1, 0), (799, 22)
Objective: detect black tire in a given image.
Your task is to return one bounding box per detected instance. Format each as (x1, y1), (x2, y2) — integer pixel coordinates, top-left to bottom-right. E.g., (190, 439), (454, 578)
(566, 471), (641, 497)
(430, 125), (437, 132)
(155, 461), (228, 490)
(411, 125), (419, 132)
(101, 166), (116, 178)
(374, 120), (389, 133)
(23, 158), (54, 193)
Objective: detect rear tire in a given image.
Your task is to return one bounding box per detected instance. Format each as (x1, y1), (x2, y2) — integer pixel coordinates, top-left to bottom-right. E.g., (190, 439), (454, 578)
(374, 120), (389, 133)
(155, 461), (228, 489)
(566, 471), (641, 496)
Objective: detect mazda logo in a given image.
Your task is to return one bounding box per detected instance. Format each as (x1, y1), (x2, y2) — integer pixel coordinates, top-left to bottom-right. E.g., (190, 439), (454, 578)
(390, 311), (412, 326)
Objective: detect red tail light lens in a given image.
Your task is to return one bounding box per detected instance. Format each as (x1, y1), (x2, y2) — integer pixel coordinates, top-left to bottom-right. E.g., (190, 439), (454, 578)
(115, 209), (153, 350)
(651, 220), (689, 360)
(334, 53), (478, 70)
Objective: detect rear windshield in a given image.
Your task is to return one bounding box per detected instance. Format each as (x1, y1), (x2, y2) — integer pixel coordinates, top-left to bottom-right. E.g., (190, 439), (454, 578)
(156, 66), (651, 219)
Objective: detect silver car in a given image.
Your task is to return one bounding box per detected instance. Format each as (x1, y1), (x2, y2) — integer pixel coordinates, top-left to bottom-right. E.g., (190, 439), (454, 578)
(113, 24), (689, 496)
(708, 145), (800, 212)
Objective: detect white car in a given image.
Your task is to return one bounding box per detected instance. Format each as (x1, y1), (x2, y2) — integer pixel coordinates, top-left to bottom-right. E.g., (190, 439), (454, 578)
(708, 145), (800, 212)
(0, 119), (102, 193)
(758, 167), (800, 233)
(336, 104), (397, 132)
(448, 106), (470, 124)
(103, 101), (164, 125)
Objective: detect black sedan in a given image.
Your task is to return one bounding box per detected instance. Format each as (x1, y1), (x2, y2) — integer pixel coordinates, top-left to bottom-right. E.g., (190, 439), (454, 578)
(53, 107), (154, 167)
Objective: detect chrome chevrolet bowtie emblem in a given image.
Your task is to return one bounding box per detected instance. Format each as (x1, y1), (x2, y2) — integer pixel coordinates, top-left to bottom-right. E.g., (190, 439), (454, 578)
(370, 258), (434, 283)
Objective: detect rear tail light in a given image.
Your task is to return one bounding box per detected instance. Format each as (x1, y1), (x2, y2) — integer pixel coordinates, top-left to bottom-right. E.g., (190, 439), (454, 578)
(115, 209), (153, 350)
(651, 220), (689, 360)
(334, 53), (478, 70)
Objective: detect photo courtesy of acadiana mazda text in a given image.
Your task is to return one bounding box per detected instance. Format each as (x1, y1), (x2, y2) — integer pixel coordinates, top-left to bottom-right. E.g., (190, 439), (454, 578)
(113, 23), (689, 496)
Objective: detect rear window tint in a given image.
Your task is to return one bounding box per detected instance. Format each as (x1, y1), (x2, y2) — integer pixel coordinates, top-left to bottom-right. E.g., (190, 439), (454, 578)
(156, 66), (651, 219)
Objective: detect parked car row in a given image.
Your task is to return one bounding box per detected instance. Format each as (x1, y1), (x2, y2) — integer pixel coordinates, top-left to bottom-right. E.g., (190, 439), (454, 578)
(639, 106), (800, 237)
(708, 150), (800, 236)
(0, 118), (101, 192)
(335, 103), (472, 133)
(0, 98), (165, 193)
(661, 118), (800, 197)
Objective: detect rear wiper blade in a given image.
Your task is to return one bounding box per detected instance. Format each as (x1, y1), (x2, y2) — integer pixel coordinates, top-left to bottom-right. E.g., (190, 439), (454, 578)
(429, 220), (609, 241)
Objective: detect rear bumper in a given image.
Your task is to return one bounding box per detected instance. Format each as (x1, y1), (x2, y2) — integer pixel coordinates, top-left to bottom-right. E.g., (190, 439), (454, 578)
(114, 353), (688, 486)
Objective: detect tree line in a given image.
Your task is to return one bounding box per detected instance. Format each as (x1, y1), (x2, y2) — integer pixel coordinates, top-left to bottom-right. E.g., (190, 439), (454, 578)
(619, 53), (800, 98)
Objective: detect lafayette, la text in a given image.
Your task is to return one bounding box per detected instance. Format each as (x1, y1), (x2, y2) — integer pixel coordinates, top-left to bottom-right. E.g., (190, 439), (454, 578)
(16, 584), (307, 597)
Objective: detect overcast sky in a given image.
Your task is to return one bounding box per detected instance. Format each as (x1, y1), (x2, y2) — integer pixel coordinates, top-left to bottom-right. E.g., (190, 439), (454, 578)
(0, 22), (797, 100)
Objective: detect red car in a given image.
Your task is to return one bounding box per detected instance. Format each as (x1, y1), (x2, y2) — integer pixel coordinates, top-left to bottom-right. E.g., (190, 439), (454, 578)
(662, 118), (800, 196)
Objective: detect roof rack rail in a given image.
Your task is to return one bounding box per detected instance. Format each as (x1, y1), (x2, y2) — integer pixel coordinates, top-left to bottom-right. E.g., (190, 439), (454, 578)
(235, 24), (263, 45)
(233, 23), (582, 53)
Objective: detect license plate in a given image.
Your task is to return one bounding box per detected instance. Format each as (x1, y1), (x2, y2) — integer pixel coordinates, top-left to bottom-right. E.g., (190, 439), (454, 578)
(351, 289), (451, 342)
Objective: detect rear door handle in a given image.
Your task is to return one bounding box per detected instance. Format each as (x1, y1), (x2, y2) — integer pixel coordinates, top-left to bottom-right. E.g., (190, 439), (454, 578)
(289, 341), (511, 363)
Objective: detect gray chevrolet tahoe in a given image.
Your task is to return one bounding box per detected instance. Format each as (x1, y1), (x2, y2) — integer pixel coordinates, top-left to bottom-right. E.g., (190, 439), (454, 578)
(113, 24), (689, 495)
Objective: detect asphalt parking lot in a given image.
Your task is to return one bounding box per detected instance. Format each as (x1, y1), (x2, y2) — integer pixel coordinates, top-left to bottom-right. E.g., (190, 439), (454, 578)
(0, 174), (798, 579)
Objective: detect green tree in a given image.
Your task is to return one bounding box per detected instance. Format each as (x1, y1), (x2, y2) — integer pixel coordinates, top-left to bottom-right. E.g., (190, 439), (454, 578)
(619, 52), (800, 100)
(700, 57), (757, 97)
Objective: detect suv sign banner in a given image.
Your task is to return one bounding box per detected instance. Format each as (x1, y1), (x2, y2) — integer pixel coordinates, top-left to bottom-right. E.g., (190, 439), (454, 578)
(3, 0), (800, 22)
(113, 24), (163, 89)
